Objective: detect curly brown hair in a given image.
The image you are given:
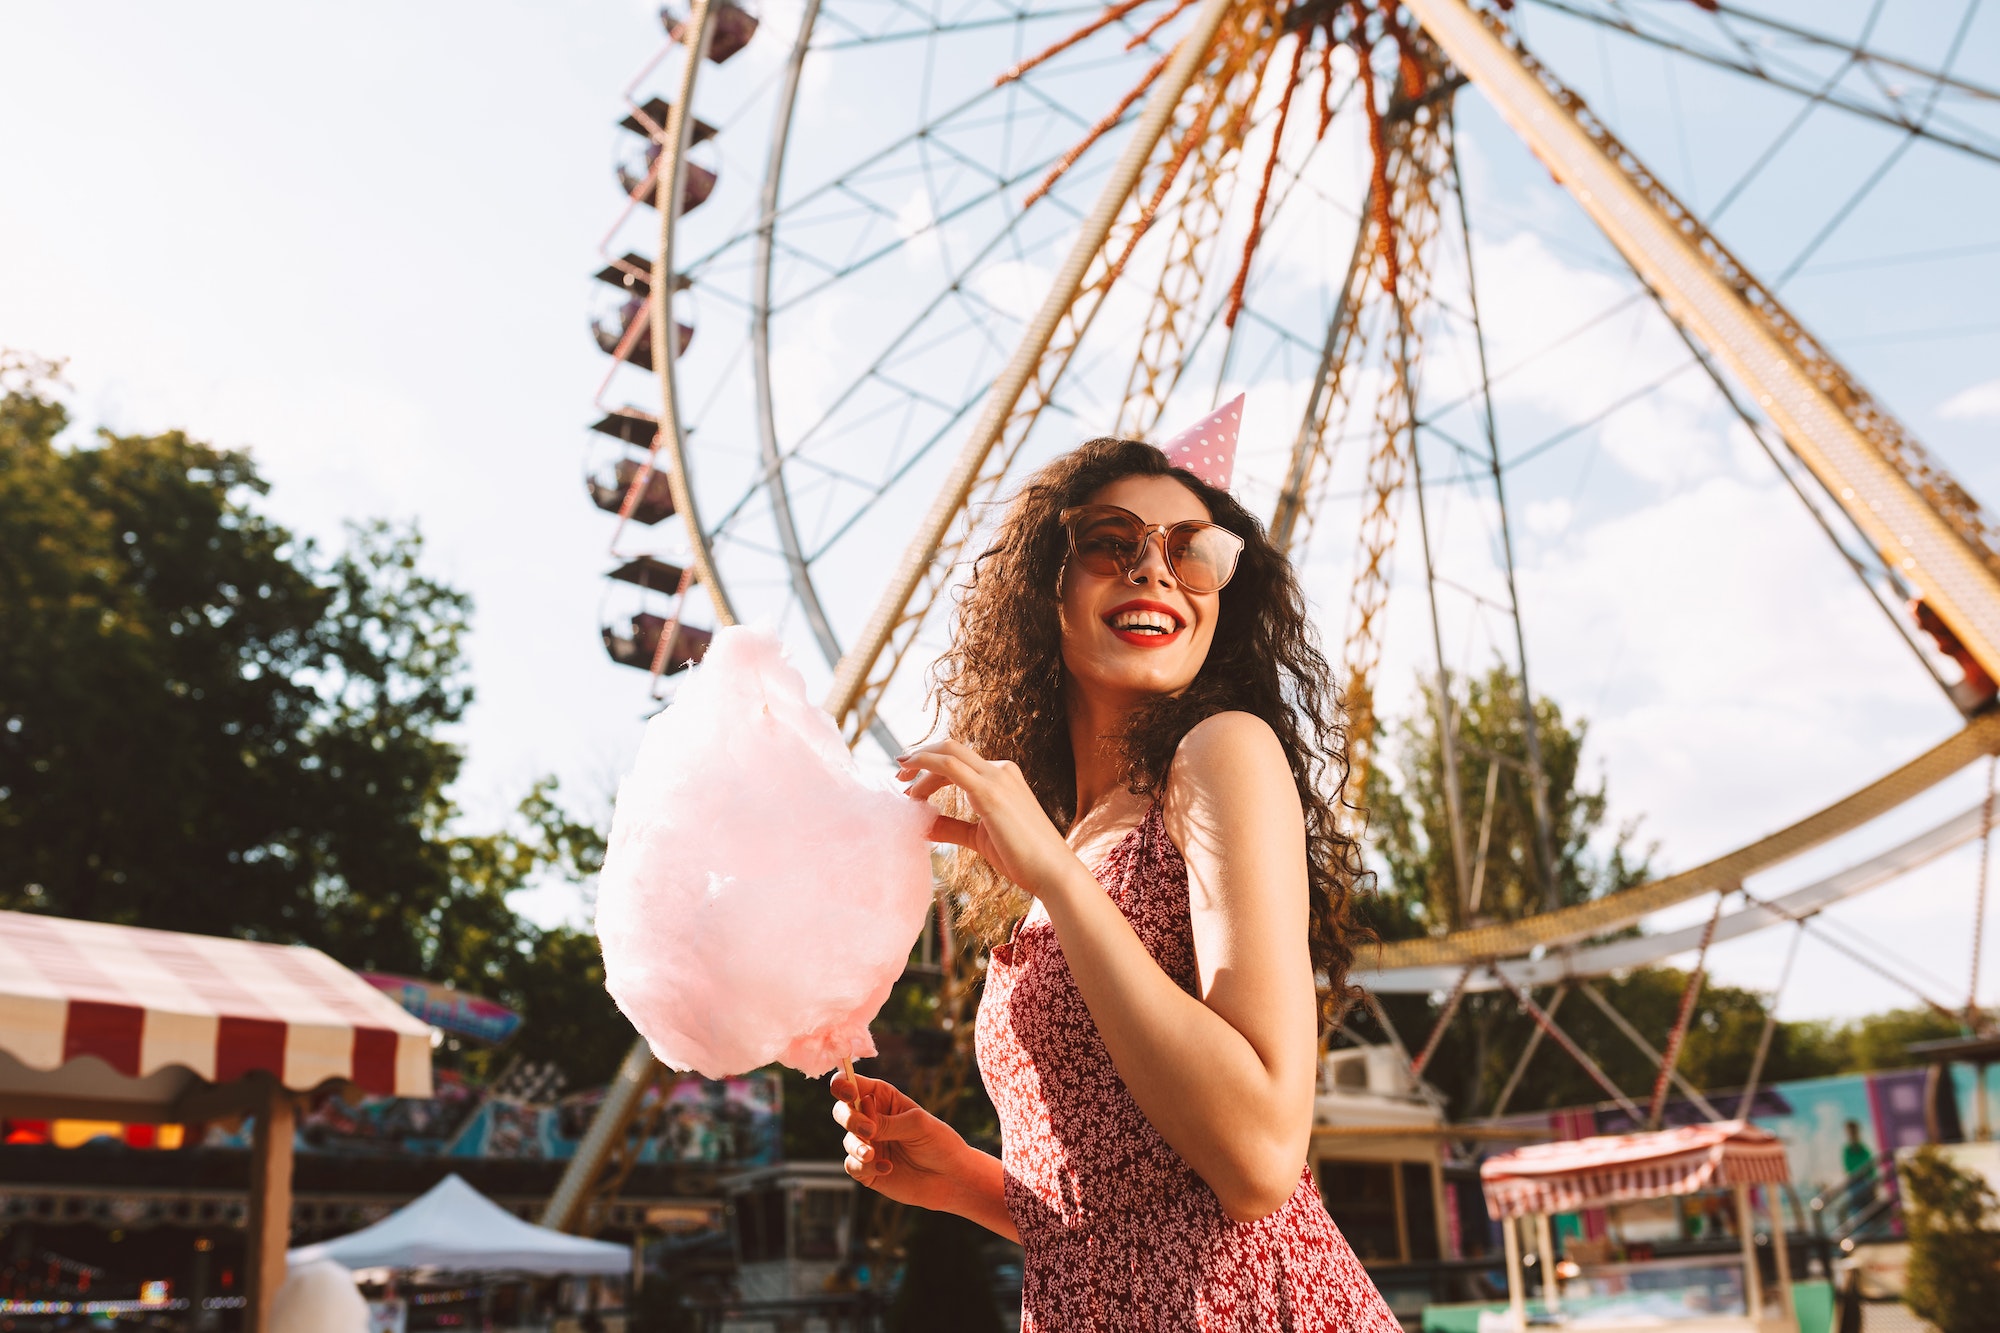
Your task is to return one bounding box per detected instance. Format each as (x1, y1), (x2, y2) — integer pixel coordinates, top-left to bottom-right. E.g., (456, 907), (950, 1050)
(931, 437), (1370, 1022)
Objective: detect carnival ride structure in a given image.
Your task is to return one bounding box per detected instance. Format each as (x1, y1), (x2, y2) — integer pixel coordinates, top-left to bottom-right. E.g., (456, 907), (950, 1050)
(551, 0), (2000, 1255)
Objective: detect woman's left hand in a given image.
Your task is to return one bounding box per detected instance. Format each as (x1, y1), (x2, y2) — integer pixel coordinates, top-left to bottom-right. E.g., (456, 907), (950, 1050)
(898, 740), (1079, 895)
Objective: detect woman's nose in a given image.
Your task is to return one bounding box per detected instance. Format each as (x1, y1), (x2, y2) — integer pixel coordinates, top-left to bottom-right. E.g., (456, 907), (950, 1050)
(1126, 532), (1176, 586)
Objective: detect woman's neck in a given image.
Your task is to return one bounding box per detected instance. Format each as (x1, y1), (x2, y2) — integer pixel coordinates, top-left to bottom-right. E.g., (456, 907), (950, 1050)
(1066, 676), (1142, 824)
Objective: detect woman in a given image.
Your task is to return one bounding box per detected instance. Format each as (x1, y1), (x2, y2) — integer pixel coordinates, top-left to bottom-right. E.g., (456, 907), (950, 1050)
(832, 430), (1398, 1329)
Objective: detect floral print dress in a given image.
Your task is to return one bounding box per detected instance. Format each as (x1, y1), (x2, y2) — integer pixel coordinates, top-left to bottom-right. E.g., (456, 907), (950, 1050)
(975, 803), (1403, 1331)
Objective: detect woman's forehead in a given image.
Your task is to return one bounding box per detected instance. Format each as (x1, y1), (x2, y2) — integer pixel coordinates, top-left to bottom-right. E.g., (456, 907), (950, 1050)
(1082, 474), (1210, 525)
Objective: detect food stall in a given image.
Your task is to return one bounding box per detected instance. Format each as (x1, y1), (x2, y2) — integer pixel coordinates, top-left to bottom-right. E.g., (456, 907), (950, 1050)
(0, 909), (434, 1331)
(1476, 1121), (1797, 1332)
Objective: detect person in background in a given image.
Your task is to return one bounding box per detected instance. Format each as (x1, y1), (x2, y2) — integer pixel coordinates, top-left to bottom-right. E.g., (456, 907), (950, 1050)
(1842, 1119), (1878, 1223)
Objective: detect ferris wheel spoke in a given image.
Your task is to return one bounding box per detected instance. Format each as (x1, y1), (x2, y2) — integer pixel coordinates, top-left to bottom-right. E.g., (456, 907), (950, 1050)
(746, 143), (1083, 314)
(805, 406), (987, 563)
(1519, 0), (2000, 164)
(757, 181), (1093, 468)
(808, 0), (1070, 47)
(1706, 0), (1999, 102)
(676, 72), (1113, 282)
(813, 6), (1103, 51)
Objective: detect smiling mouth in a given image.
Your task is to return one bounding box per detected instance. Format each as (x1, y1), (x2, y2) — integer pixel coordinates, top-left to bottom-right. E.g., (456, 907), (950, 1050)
(1103, 605), (1185, 642)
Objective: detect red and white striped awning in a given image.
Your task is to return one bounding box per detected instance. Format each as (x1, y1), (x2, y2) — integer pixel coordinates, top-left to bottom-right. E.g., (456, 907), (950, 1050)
(0, 910), (433, 1112)
(1480, 1121), (1790, 1219)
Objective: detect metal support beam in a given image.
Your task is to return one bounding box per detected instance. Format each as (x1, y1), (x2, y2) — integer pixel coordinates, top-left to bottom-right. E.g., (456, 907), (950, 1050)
(1376, 713), (2000, 969)
(1576, 980), (1724, 1123)
(1409, 965), (1475, 1079)
(656, 0), (736, 626)
(542, 1037), (660, 1233)
(1492, 967), (1643, 1121)
(1446, 112), (1560, 912)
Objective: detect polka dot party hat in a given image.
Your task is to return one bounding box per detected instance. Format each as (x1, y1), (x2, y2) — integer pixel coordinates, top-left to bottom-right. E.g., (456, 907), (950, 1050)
(1158, 393), (1243, 491)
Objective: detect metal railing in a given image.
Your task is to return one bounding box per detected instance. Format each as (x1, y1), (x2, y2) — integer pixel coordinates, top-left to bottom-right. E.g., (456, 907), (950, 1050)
(1806, 1152), (1904, 1254)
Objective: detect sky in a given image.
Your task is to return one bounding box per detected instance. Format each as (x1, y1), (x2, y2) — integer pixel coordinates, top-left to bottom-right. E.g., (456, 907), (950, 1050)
(3, 0), (1998, 1024)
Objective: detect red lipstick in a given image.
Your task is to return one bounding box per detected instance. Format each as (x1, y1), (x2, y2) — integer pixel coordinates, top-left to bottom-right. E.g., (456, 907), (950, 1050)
(1102, 599), (1186, 648)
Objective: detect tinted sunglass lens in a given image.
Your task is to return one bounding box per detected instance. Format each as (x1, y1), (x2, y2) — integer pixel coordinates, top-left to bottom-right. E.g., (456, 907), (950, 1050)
(1074, 515), (1144, 575)
(1168, 527), (1238, 592)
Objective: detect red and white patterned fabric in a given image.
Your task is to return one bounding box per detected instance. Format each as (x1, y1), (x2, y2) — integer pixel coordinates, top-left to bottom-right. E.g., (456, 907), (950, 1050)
(0, 911), (433, 1097)
(976, 804), (1401, 1331)
(1480, 1121), (1791, 1219)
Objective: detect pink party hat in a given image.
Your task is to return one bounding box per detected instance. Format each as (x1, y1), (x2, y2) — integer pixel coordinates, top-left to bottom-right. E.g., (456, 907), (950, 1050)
(1158, 393), (1243, 490)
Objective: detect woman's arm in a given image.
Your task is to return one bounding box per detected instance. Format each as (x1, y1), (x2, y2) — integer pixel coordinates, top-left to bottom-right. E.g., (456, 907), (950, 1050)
(900, 713), (1319, 1221)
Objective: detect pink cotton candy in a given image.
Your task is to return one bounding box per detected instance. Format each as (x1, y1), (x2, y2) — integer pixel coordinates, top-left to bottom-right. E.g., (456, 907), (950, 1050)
(595, 625), (937, 1079)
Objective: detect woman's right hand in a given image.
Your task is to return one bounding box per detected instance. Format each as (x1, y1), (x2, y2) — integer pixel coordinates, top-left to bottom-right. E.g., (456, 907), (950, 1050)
(830, 1070), (968, 1212)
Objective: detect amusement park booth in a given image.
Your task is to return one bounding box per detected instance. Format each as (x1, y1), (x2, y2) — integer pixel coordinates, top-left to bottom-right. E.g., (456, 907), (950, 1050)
(1311, 1042), (1453, 1268)
(1475, 1122), (1798, 1333)
(721, 1161), (857, 1301)
(0, 909), (434, 1331)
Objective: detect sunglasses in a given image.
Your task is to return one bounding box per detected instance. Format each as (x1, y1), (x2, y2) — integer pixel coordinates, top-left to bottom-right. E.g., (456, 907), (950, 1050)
(1059, 504), (1244, 595)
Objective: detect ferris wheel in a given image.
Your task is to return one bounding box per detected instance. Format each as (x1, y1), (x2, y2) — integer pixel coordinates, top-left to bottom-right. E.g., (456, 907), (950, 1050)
(550, 0), (2000, 1235)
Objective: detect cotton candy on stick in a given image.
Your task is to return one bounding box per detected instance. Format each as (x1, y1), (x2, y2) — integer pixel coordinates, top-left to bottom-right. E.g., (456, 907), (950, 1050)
(595, 626), (937, 1080)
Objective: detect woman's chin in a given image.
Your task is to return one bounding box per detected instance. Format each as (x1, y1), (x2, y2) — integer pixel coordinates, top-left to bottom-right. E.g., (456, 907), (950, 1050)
(1087, 661), (1199, 700)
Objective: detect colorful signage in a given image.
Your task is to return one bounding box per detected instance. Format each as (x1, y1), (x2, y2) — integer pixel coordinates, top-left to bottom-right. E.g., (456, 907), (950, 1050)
(360, 974), (522, 1045)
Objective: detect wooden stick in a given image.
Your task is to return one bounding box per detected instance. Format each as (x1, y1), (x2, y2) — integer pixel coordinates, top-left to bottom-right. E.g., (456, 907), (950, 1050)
(840, 1056), (859, 1106)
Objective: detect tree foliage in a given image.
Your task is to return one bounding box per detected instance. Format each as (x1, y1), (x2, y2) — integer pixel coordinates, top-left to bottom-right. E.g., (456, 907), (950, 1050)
(1356, 666), (1846, 1118)
(1899, 1145), (2000, 1333)
(0, 373), (629, 1086)
(1362, 664), (1650, 939)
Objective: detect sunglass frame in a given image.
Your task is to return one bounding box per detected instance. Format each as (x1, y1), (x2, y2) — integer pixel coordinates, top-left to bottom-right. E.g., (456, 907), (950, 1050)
(1058, 504), (1244, 594)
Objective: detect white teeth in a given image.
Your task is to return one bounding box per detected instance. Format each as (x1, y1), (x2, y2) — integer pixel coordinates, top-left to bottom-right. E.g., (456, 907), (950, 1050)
(1109, 609), (1178, 635)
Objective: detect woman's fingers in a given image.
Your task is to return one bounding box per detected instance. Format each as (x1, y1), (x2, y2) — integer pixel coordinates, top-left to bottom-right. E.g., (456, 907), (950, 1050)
(832, 1100), (875, 1137)
(930, 813), (978, 847)
(903, 771), (953, 803)
(898, 749), (985, 795)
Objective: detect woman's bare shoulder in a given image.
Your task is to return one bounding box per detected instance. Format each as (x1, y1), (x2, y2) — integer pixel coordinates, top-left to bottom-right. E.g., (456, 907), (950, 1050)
(1163, 711), (1300, 828)
(1172, 710), (1287, 771)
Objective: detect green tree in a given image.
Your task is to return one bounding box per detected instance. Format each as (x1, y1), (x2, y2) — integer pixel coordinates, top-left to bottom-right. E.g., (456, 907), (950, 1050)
(0, 371), (629, 1086)
(1900, 1145), (2000, 1333)
(1363, 664), (1649, 938)
(1785, 1007), (1969, 1075)
(1355, 666), (1823, 1118)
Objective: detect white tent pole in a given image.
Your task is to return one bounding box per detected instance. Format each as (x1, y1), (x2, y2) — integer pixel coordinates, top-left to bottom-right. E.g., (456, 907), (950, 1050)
(1735, 1185), (1765, 1322)
(1767, 1185), (1796, 1330)
(1535, 1212), (1561, 1311)
(1503, 1215), (1527, 1332)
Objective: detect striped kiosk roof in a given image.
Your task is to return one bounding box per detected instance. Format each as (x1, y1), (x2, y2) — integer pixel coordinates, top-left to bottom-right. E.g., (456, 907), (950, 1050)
(0, 910), (434, 1105)
(1479, 1121), (1791, 1220)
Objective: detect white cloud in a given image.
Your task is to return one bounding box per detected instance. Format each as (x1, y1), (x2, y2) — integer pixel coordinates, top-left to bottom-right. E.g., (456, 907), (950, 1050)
(1940, 377), (2000, 421)
(1525, 497), (1572, 536)
(970, 257), (1053, 323)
